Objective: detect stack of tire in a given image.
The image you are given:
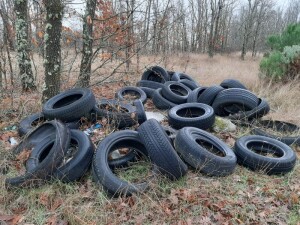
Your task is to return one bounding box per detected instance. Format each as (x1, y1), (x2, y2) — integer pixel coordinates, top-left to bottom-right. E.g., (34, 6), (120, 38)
(136, 66), (200, 109)
(9, 87), (148, 188)
(92, 119), (238, 197)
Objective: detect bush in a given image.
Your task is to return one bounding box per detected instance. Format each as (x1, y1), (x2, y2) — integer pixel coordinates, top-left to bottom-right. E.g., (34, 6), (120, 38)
(260, 24), (300, 81)
(260, 51), (285, 79)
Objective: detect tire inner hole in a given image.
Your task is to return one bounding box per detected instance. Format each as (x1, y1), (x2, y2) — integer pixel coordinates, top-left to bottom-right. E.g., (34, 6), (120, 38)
(196, 139), (225, 157)
(63, 139), (79, 164)
(122, 90), (141, 100)
(258, 121), (300, 136)
(110, 141), (152, 183)
(223, 103), (252, 114)
(246, 141), (284, 158)
(176, 107), (205, 118)
(39, 142), (55, 162)
(170, 84), (188, 96)
(31, 117), (46, 127)
(53, 94), (83, 108)
(148, 73), (163, 82)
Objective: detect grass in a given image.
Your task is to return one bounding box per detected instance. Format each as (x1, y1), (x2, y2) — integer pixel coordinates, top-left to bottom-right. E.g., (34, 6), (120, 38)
(1, 52), (300, 224)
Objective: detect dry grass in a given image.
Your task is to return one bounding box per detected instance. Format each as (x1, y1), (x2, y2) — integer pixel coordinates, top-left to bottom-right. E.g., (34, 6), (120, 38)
(0, 52), (300, 224)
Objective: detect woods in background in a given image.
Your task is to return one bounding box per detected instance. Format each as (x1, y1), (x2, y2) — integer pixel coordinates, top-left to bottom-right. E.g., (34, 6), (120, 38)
(0, 0), (299, 99)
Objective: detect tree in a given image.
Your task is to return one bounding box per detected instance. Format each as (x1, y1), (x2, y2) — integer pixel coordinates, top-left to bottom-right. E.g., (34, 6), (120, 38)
(15, 0), (36, 91)
(42, 0), (63, 101)
(76, 0), (97, 88)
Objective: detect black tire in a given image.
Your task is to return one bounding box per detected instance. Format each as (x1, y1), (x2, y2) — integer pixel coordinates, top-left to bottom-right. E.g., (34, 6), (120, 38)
(179, 79), (199, 90)
(140, 87), (155, 98)
(136, 80), (164, 90)
(141, 66), (170, 83)
(26, 129), (94, 182)
(212, 88), (259, 117)
(18, 112), (46, 137)
(220, 79), (247, 90)
(152, 88), (177, 110)
(94, 99), (137, 129)
(168, 103), (215, 130)
(133, 99), (147, 124)
(228, 98), (270, 121)
(161, 81), (191, 104)
(174, 127), (237, 176)
(174, 73), (197, 83)
(115, 86), (147, 104)
(187, 87), (207, 103)
(6, 120), (71, 188)
(93, 130), (150, 196)
(168, 71), (181, 81)
(234, 135), (297, 175)
(251, 120), (300, 146)
(18, 112), (81, 137)
(198, 85), (224, 106)
(42, 88), (96, 122)
(137, 119), (188, 180)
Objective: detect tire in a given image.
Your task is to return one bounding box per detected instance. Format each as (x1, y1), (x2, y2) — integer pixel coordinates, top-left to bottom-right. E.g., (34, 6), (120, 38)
(174, 73), (197, 83)
(133, 99), (147, 124)
(212, 88), (259, 117)
(136, 80), (164, 90)
(42, 88), (96, 122)
(179, 79), (199, 90)
(174, 127), (237, 176)
(161, 81), (191, 104)
(228, 98), (270, 121)
(152, 88), (177, 110)
(169, 71), (181, 81)
(93, 130), (150, 196)
(6, 120), (71, 188)
(18, 112), (81, 137)
(108, 149), (137, 169)
(168, 103), (215, 130)
(140, 87), (155, 98)
(198, 85), (224, 106)
(18, 112), (46, 137)
(26, 129), (94, 182)
(251, 120), (300, 146)
(187, 87), (207, 103)
(94, 99), (137, 129)
(234, 135), (297, 175)
(115, 86), (147, 104)
(220, 79), (247, 90)
(141, 66), (170, 83)
(137, 119), (188, 180)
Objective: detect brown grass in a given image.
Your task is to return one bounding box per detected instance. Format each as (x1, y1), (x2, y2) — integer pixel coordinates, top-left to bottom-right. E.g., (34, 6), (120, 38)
(0, 52), (299, 225)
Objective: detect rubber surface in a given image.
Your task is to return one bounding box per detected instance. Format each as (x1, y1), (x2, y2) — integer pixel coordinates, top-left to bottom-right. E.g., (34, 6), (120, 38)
(137, 119), (188, 180)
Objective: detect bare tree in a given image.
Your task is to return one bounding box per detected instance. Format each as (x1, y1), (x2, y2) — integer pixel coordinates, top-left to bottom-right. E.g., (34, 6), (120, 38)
(15, 0), (36, 91)
(42, 0), (63, 101)
(76, 0), (97, 88)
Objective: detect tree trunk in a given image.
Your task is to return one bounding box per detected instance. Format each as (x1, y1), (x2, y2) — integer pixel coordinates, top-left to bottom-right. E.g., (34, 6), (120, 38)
(42, 0), (63, 101)
(15, 0), (36, 91)
(76, 0), (96, 88)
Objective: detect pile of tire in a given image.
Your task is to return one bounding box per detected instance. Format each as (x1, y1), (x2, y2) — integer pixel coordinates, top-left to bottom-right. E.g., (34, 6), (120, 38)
(8, 88), (148, 188)
(6, 66), (299, 198)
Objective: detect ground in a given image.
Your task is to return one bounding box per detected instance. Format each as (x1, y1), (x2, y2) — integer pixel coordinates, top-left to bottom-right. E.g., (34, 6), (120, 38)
(0, 53), (299, 225)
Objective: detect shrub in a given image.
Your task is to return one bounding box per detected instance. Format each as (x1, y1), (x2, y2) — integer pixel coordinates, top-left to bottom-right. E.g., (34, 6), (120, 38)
(260, 24), (300, 81)
(260, 51), (285, 79)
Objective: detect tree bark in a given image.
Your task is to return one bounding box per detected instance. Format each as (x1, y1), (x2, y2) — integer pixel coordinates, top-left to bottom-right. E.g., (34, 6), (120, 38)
(15, 0), (36, 91)
(76, 0), (96, 88)
(42, 0), (63, 101)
